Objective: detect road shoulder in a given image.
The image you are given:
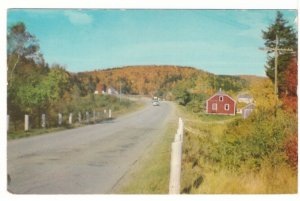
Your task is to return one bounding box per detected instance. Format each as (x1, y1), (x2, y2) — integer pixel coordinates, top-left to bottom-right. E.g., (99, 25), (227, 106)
(111, 102), (178, 194)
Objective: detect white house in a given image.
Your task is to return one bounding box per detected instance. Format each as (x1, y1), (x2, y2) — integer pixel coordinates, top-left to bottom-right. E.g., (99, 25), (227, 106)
(107, 87), (119, 95)
(241, 103), (256, 119)
(237, 94), (253, 104)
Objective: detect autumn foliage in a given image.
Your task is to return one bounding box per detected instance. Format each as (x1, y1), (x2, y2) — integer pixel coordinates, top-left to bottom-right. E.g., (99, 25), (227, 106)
(83, 65), (208, 97)
(285, 134), (298, 169)
(282, 57), (298, 113)
(281, 57), (298, 169)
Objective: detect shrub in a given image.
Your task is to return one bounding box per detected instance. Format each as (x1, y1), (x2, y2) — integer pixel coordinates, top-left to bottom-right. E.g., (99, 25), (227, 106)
(215, 108), (297, 172)
(186, 93), (209, 113)
(285, 134), (298, 169)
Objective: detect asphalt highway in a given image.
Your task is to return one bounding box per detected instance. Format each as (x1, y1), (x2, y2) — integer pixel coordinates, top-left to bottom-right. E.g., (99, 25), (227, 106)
(7, 99), (174, 194)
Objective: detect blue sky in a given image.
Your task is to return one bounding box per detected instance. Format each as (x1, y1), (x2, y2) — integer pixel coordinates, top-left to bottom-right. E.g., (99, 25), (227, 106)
(7, 9), (297, 76)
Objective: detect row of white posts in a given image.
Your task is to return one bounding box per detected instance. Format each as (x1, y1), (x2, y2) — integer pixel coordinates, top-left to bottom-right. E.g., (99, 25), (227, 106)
(7, 109), (112, 131)
(169, 117), (184, 194)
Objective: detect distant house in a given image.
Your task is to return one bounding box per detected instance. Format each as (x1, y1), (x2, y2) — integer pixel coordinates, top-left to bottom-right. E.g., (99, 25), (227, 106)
(107, 86), (119, 95)
(206, 89), (236, 115)
(237, 94), (253, 104)
(94, 83), (107, 95)
(241, 103), (256, 119)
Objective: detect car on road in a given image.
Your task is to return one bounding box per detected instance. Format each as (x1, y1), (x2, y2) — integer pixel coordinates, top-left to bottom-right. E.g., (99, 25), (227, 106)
(152, 100), (160, 106)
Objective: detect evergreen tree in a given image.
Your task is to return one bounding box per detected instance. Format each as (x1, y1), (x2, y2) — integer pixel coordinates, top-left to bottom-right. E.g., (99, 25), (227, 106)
(262, 11), (297, 96)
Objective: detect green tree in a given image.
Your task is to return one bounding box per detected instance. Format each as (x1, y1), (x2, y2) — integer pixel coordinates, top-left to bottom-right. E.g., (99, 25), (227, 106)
(7, 22), (44, 87)
(262, 11), (297, 96)
(172, 84), (191, 106)
(117, 76), (132, 94)
(87, 76), (98, 94)
(42, 65), (72, 103)
(7, 22), (48, 128)
(72, 75), (88, 96)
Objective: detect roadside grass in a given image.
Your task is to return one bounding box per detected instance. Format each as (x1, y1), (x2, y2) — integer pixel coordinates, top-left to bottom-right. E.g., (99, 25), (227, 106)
(178, 106), (297, 194)
(115, 108), (177, 194)
(8, 99), (144, 140)
(8, 121), (95, 140)
(110, 100), (145, 118)
(197, 113), (239, 122)
(8, 126), (71, 140)
(191, 162), (297, 194)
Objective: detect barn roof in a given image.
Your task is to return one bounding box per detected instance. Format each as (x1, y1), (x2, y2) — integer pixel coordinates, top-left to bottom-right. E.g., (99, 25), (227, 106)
(206, 90), (236, 103)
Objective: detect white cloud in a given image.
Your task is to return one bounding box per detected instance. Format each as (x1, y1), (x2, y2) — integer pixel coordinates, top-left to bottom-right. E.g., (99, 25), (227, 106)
(64, 10), (93, 25)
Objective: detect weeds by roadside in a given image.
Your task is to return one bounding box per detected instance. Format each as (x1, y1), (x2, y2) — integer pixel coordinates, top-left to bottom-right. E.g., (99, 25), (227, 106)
(8, 96), (143, 140)
(179, 106), (297, 194)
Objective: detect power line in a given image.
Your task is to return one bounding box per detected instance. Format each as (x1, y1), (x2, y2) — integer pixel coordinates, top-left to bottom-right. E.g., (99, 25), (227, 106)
(259, 35), (294, 98)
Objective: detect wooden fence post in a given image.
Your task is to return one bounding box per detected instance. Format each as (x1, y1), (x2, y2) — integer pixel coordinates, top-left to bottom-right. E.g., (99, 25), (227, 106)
(109, 109), (112, 118)
(174, 133), (181, 142)
(97, 112), (100, 121)
(93, 110), (96, 123)
(58, 113), (63, 126)
(41, 114), (46, 128)
(169, 141), (183, 194)
(69, 113), (73, 124)
(179, 118), (184, 139)
(78, 112), (82, 124)
(7, 115), (9, 131)
(24, 114), (29, 131)
(169, 117), (184, 194)
(86, 111), (90, 124)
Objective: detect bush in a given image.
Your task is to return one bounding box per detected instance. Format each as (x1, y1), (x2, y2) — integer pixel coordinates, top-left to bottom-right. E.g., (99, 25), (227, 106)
(214, 108), (297, 172)
(8, 94), (133, 132)
(285, 134), (298, 169)
(186, 93), (209, 113)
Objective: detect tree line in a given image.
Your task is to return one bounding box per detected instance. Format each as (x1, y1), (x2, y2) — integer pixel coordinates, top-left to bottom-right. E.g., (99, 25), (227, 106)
(216, 11), (298, 172)
(7, 22), (128, 131)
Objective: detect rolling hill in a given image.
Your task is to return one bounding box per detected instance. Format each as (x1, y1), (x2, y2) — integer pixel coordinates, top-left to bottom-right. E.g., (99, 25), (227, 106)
(78, 65), (262, 99)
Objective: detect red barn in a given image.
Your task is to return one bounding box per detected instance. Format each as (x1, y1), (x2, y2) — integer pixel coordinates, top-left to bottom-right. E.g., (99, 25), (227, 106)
(206, 90), (236, 115)
(94, 83), (107, 95)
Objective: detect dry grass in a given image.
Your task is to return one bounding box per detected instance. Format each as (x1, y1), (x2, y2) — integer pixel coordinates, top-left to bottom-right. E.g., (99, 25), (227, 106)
(178, 106), (297, 194)
(113, 104), (298, 194)
(112, 100), (145, 117)
(192, 163), (297, 194)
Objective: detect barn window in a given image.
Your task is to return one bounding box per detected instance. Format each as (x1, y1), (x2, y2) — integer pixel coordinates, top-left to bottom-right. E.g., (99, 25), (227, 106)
(219, 96), (223, 101)
(224, 104), (230, 111)
(212, 103), (217, 110)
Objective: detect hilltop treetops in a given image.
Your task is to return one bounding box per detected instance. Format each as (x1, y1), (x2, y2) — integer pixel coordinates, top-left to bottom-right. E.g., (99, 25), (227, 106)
(83, 65), (250, 101)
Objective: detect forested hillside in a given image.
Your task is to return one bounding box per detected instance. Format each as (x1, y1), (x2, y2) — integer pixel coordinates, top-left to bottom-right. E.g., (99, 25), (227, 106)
(81, 65), (249, 100)
(82, 66), (207, 96)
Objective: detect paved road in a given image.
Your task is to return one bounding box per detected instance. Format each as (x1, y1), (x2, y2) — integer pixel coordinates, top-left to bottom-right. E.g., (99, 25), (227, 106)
(7, 99), (175, 194)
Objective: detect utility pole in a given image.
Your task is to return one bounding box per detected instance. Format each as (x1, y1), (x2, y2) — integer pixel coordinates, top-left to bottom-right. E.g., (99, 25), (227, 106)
(259, 35), (294, 99)
(119, 80), (122, 102)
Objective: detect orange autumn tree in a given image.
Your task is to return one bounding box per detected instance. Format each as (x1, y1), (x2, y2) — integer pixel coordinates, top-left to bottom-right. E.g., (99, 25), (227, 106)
(282, 56), (298, 169)
(282, 56), (297, 113)
(83, 65), (204, 97)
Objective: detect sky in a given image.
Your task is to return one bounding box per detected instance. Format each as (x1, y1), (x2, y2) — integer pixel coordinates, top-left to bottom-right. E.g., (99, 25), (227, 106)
(7, 9), (297, 76)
